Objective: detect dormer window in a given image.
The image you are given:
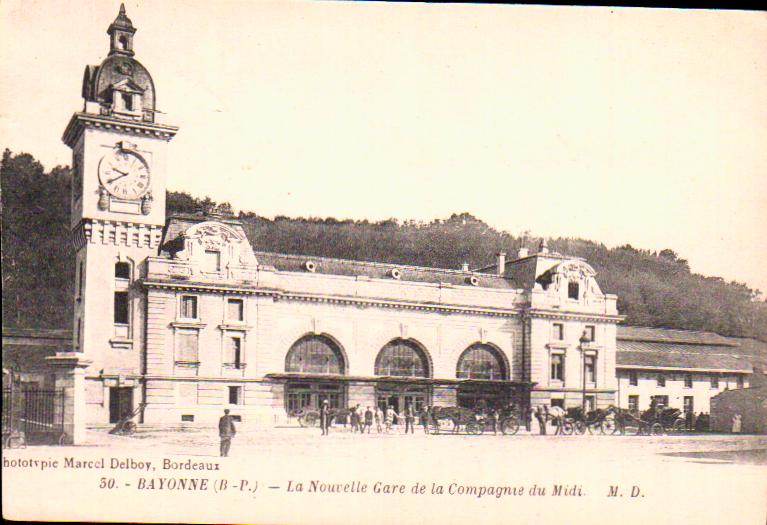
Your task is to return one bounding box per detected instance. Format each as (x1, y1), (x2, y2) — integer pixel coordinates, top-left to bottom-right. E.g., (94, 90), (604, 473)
(568, 281), (579, 300)
(110, 79), (144, 117)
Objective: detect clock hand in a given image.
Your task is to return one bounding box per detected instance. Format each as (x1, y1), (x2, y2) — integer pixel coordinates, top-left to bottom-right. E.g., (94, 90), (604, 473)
(106, 172), (129, 184)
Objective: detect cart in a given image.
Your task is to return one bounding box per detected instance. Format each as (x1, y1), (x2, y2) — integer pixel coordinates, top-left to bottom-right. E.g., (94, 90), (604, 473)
(109, 403), (147, 435)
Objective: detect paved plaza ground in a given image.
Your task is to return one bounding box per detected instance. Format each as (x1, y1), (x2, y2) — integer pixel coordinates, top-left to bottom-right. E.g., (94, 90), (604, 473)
(91, 422), (767, 465)
(4, 423), (766, 525)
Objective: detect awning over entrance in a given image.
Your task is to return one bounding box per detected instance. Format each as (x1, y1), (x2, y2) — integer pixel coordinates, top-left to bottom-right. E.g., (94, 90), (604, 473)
(264, 372), (535, 388)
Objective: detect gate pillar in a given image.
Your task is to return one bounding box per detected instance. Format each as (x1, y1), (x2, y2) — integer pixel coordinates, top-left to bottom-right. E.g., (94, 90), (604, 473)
(45, 352), (92, 445)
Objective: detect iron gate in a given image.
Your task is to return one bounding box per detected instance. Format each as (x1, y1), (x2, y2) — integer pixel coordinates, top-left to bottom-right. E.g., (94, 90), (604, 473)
(2, 388), (66, 446)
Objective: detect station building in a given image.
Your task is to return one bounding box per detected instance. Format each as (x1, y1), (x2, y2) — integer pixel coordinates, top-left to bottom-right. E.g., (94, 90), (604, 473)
(4, 7), (764, 436)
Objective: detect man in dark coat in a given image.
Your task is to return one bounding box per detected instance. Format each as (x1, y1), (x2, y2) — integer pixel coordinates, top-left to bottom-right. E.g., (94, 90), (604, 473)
(404, 404), (415, 434)
(320, 400), (331, 436)
(218, 409), (236, 457)
(535, 406), (547, 435)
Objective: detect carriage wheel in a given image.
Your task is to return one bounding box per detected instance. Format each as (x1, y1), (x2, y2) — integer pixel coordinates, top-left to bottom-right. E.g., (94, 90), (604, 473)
(651, 423), (664, 436)
(466, 422), (483, 435)
(601, 419), (617, 435)
(123, 421), (137, 435)
(561, 421), (574, 435)
(500, 417), (520, 436)
(302, 413), (319, 428)
(672, 419), (686, 434)
(574, 421), (587, 435)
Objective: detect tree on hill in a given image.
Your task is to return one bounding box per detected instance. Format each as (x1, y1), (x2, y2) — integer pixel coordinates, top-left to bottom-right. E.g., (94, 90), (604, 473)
(2, 150), (765, 342)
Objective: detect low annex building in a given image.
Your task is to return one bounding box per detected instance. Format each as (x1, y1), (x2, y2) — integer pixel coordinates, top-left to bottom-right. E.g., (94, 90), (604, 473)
(616, 327), (756, 414)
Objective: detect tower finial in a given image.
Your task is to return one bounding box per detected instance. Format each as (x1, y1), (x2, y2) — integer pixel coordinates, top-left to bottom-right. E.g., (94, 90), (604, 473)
(108, 2), (136, 56)
(539, 238), (549, 254)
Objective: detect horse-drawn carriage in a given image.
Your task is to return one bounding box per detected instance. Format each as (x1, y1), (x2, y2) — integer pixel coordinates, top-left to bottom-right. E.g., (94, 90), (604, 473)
(428, 405), (522, 435)
(565, 407), (616, 435)
(607, 406), (686, 436)
(288, 407), (353, 428)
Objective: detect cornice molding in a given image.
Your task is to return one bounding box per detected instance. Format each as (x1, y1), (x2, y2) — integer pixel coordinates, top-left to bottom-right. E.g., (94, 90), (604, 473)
(142, 279), (524, 318)
(62, 112), (178, 147)
(525, 308), (625, 324)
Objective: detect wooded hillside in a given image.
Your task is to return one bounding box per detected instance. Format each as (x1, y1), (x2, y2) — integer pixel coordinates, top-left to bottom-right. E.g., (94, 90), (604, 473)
(4, 150), (766, 341)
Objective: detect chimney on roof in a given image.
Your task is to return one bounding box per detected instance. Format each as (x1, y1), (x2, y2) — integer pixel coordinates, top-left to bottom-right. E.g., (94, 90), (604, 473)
(496, 252), (506, 276)
(461, 262), (470, 272)
(517, 247), (529, 259)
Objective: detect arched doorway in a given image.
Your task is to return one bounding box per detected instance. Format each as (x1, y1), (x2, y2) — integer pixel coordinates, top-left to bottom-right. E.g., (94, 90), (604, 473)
(374, 339), (431, 419)
(455, 343), (510, 410)
(284, 334), (347, 412)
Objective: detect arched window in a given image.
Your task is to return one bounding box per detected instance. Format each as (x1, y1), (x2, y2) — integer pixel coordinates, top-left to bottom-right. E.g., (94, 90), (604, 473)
(285, 335), (345, 375)
(456, 344), (507, 380)
(375, 339), (429, 377)
(115, 262), (131, 279)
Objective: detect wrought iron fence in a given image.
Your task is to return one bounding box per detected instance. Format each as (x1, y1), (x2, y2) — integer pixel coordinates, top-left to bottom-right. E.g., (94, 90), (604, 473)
(2, 388), (65, 446)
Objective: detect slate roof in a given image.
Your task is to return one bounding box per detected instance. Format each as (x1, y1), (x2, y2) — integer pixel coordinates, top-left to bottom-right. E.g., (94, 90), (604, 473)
(254, 251), (517, 290)
(616, 326), (766, 373)
(617, 325), (737, 346)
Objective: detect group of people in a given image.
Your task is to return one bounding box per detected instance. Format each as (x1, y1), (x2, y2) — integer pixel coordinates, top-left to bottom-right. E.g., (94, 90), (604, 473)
(319, 400), (431, 436)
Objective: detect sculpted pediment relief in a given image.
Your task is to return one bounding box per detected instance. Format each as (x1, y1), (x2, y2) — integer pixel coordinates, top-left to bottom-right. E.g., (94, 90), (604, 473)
(536, 259), (603, 299)
(174, 221), (257, 269)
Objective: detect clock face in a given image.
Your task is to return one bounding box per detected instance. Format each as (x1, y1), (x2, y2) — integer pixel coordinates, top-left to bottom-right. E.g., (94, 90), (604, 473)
(98, 150), (150, 200)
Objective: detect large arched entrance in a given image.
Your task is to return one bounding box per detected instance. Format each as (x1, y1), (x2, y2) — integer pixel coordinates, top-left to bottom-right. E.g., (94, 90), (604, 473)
(455, 343), (511, 410)
(283, 334), (347, 412)
(374, 339), (431, 418)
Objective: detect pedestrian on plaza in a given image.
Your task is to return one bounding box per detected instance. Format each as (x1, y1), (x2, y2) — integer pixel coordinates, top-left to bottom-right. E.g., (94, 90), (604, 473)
(420, 406), (431, 434)
(320, 399), (331, 436)
(350, 404), (363, 433)
(404, 404), (415, 434)
(535, 406), (547, 436)
(523, 405), (532, 433)
(375, 406), (384, 433)
(732, 413), (742, 434)
(489, 407), (499, 435)
(385, 405), (398, 432)
(685, 408), (695, 431)
(218, 409), (237, 457)
(355, 404), (364, 433)
(364, 406), (373, 434)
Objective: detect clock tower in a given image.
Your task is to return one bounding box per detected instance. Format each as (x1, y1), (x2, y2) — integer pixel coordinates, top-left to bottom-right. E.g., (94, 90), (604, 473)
(62, 4), (178, 423)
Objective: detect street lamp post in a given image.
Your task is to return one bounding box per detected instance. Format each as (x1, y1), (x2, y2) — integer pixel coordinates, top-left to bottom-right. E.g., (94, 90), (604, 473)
(580, 331), (590, 413)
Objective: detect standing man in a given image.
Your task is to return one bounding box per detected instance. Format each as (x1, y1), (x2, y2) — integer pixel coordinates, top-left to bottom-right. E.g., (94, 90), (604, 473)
(218, 409), (236, 457)
(420, 406), (431, 434)
(385, 405), (398, 433)
(320, 399), (331, 436)
(375, 405), (384, 433)
(489, 407), (499, 435)
(535, 406), (547, 436)
(404, 404), (415, 434)
(363, 407), (373, 434)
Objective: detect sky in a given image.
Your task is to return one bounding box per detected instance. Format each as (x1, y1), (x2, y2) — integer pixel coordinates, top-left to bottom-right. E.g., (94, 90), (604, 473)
(1, 1), (766, 294)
